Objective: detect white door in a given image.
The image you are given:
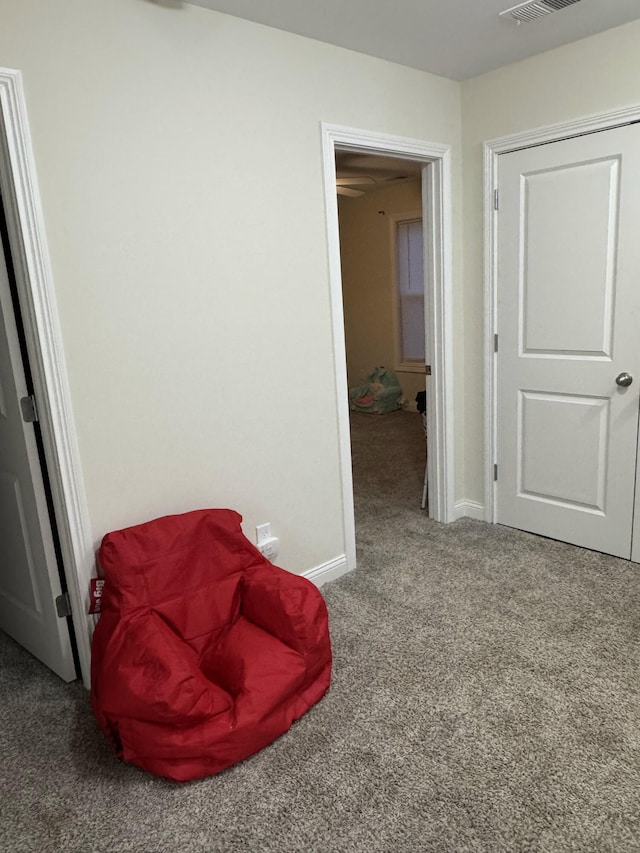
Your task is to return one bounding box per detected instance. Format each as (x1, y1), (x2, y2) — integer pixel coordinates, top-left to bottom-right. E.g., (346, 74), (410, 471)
(496, 124), (640, 560)
(0, 221), (76, 680)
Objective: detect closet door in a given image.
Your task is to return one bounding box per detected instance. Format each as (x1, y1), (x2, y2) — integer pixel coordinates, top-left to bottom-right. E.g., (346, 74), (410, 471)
(495, 123), (640, 559)
(0, 223), (76, 680)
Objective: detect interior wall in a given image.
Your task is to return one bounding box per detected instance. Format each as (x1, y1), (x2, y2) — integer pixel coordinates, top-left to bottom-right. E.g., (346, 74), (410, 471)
(338, 179), (424, 408)
(0, 0), (462, 575)
(460, 18), (640, 507)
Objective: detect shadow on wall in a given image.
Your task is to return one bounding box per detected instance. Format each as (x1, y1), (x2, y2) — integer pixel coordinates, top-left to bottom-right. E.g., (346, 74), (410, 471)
(143, 0), (186, 9)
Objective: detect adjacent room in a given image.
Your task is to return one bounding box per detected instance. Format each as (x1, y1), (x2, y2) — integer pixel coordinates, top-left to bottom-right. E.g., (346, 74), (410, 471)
(336, 149), (429, 519)
(2, 1), (640, 850)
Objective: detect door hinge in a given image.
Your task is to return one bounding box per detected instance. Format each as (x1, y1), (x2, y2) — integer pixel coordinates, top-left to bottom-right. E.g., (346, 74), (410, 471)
(20, 394), (39, 423)
(55, 591), (72, 618)
(494, 189), (499, 211)
(425, 364), (432, 376)
(494, 333), (499, 353)
(494, 463), (498, 482)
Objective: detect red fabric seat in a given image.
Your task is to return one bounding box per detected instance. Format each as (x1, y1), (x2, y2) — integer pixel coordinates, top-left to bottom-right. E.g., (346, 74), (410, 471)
(91, 509), (332, 782)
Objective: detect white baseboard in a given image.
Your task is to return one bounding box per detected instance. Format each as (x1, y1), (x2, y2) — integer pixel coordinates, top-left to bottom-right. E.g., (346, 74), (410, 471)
(454, 499), (485, 521)
(303, 554), (350, 587)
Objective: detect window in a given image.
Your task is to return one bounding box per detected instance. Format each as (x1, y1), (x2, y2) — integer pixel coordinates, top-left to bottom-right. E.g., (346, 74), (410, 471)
(396, 218), (425, 368)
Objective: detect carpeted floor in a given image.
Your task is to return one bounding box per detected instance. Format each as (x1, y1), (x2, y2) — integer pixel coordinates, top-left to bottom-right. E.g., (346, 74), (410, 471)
(2, 410), (640, 852)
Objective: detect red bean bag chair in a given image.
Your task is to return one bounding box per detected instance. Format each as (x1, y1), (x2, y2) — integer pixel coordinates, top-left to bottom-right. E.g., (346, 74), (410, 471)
(91, 508), (332, 782)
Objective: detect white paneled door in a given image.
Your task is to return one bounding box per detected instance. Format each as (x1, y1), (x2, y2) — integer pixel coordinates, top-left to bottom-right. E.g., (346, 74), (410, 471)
(0, 228), (76, 680)
(496, 124), (640, 561)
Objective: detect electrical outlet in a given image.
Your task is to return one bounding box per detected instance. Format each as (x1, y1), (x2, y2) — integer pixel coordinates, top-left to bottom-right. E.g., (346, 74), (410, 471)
(256, 523), (272, 545)
(259, 537), (280, 561)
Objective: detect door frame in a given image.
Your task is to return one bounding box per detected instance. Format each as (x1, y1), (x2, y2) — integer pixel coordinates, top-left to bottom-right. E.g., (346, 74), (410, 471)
(322, 123), (455, 571)
(484, 102), (640, 526)
(0, 67), (93, 684)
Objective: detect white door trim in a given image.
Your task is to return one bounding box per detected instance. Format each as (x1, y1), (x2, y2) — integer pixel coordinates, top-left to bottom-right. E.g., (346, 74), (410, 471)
(0, 67), (93, 685)
(321, 123), (455, 571)
(484, 103), (640, 526)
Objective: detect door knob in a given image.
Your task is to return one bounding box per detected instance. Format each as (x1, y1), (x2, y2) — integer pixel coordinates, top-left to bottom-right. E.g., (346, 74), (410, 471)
(615, 372), (633, 387)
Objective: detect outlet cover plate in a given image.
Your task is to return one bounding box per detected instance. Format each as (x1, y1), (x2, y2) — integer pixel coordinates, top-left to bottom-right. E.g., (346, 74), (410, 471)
(256, 523), (272, 545)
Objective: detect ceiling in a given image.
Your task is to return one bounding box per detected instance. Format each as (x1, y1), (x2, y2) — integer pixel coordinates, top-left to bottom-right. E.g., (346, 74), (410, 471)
(336, 153), (422, 198)
(184, 0), (640, 80)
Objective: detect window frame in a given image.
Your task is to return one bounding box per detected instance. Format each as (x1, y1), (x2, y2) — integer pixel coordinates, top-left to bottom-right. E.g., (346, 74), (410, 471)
(391, 211), (426, 375)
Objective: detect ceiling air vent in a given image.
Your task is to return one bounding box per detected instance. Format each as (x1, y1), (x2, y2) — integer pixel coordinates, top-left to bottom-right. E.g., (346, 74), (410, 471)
(500, 0), (583, 24)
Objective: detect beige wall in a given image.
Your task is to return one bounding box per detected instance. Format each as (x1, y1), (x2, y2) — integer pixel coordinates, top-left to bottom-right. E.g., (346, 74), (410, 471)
(0, 0), (462, 573)
(8, 0), (630, 575)
(338, 179), (424, 407)
(460, 18), (640, 505)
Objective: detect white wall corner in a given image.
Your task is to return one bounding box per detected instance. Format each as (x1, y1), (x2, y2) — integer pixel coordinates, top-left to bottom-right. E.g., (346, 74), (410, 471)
(303, 554), (350, 588)
(453, 499), (485, 521)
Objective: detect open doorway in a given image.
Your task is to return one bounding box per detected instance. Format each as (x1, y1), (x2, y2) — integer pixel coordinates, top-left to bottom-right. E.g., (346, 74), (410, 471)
(321, 124), (455, 574)
(335, 151), (429, 523)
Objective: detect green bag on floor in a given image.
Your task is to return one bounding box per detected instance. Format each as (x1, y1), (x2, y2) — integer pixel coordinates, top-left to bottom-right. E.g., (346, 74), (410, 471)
(349, 367), (403, 414)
